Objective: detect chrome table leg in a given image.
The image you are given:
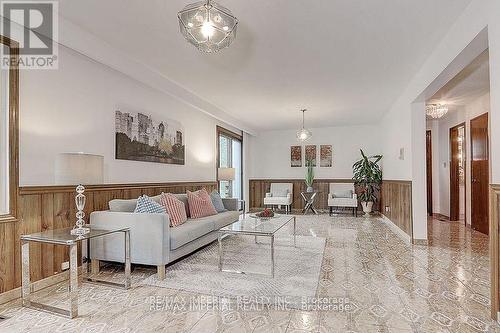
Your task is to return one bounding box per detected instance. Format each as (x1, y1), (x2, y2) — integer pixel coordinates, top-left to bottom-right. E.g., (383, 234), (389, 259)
(218, 233), (223, 271)
(270, 235), (275, 278)
(21, 240), (30, 308)
(69, 243), (78, 318)
(124, 230), (131, 288)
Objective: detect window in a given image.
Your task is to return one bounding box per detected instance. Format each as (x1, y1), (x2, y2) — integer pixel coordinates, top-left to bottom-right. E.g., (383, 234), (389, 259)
(0, 36), (19, 223)
(217, 126), (242, 200)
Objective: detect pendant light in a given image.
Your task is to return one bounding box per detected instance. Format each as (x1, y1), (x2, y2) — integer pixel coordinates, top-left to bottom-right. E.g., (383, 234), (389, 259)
(296, 109), (312, 142)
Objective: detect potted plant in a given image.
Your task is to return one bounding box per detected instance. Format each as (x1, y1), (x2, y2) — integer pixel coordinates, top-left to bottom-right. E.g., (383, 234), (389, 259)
(305, 159), (314, 192)
(352, 149), (382, 216)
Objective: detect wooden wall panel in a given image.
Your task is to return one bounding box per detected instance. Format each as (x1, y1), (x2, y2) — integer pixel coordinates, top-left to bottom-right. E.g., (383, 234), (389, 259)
(249, 179), (381, 212)
(0, 181), (216, 295)
(380, 180), (413, 238)
(490, 184), (500, 320)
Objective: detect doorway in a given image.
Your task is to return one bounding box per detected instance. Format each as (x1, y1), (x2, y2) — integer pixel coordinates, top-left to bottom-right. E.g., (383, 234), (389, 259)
(449, 123), (466, 222)
(470, 113), (489, 234)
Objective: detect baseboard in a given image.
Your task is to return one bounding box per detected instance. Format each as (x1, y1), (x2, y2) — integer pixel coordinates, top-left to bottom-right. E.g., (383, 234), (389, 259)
(412, 239), (429, 245)
(380, 214), (412, 244)
(0, 267), (83, 305)
(432, 213), (449, 221)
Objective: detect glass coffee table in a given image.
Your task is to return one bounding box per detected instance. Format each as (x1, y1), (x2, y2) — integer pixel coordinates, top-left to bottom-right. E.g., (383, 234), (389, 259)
(20, 225), (131, 319)
(218, 215), (296, 278)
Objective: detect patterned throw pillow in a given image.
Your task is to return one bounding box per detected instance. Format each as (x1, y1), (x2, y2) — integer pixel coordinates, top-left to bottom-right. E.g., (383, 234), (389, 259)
(187, 189), (218, 219)
(160, 193), (188, 227)
(210, 190), (226, 213)
(134, 195), (166, 214)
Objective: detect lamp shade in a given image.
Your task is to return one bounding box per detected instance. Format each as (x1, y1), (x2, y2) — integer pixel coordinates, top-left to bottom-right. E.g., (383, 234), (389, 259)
(217, 167), (235, 181)
(55, 153), (104, 185)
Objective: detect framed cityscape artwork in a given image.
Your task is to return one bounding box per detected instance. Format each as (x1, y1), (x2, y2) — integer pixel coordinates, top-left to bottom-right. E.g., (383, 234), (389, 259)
(115, 110), (185, 165)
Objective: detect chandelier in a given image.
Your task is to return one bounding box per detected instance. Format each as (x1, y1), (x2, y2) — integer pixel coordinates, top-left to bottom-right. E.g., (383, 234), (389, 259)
(426, 104), (448, 119)
(178, 0), (238, 53)
(296, 109), (312, 142)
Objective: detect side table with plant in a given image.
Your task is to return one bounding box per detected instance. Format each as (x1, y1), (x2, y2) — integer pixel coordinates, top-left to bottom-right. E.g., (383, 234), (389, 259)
(305, 159), (315, 192)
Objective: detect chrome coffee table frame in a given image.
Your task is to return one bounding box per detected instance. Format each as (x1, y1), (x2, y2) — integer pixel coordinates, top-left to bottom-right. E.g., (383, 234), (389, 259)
(218, 216), (296, 278)
(20, 226), (131, 319)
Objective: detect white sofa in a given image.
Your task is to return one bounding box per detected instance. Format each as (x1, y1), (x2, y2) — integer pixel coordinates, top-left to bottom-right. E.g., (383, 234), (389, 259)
(328, 183), (358, 217)
(263, 183), (293, 214)
(90, 194), (239, 279)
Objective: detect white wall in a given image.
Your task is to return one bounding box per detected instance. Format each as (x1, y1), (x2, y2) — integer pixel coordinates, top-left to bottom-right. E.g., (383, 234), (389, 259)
(379, 0), (500, 239)
(247, 125), (381, 179)
(19, 45), (241, 186)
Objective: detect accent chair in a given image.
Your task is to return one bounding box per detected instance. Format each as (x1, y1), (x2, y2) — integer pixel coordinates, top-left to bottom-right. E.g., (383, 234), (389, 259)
(328, 183), (358, 216)
(263, 183), (293, 214)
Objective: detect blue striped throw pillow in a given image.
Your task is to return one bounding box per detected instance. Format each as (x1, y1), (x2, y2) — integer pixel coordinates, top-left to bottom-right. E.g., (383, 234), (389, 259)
(134, 195), (166, 214)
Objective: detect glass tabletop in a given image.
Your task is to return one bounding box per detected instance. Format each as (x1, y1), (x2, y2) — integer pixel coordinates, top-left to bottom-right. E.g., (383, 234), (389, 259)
(20, 225), (129, 245)
(220, 215), (294, 236)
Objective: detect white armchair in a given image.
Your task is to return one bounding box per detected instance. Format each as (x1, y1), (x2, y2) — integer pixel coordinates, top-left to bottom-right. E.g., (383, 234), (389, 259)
(263, 183), (293, 214)
(328, 183), (358, 217)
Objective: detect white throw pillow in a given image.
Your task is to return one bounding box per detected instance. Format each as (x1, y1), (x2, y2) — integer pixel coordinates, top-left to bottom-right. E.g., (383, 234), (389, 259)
(273, 189), (289, 197)
(333, 190), (352, 198)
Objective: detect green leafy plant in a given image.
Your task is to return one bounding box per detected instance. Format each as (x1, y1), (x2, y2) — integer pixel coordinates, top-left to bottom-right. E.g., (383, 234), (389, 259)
(305, 159), (314, 188)
(352, 149), (383, 202)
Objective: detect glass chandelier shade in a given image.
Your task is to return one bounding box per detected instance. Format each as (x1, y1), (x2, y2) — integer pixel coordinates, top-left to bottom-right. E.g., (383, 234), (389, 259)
(178, 0), (238, 53)
(426, 104), (449, 119)
(296, 109), (312, 142)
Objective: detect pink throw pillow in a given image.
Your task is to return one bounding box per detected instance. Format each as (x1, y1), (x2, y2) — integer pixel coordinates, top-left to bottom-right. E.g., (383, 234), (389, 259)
(187, 189), (218, 219)
(160, 193), (188, 227)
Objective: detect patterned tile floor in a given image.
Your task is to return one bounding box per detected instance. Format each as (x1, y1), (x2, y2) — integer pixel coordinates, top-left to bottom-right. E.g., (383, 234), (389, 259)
(0, 215), (496, 332)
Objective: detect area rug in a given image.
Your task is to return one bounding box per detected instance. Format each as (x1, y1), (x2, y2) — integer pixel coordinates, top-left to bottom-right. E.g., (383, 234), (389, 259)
(140, 234), (325, 309)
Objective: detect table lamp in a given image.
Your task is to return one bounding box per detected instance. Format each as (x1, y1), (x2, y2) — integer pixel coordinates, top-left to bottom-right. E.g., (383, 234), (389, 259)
(217, 167), (235, 198)
(55, 153), (104, 235)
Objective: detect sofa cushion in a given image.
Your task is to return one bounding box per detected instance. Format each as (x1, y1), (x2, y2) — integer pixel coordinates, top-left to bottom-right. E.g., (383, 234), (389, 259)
(211, 210), (240, 230)
(170, 218), (214, 250)
(109, 198), (137, 212)
(134, 195), (166, 214)
(109, 194), (163, 212)
(173, 194), (190, 218)
(210, 191), (227, 213)
(187, 189), (218, 218)
(160, 193), (188, 227)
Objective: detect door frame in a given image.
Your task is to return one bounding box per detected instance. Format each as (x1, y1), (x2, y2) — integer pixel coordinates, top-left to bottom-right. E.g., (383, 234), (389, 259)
(426, 130), (433, 216)
(449, 122), (466, 223)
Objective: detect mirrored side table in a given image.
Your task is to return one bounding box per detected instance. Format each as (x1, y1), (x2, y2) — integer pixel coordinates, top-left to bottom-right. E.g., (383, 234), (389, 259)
(20, 225), (131, 319)
(301, 191), (320, 215)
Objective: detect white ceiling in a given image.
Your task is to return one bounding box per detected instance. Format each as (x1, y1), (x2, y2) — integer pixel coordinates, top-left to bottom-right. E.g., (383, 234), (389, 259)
(427, 50), (490, 109)
(58, 0), (473, 132)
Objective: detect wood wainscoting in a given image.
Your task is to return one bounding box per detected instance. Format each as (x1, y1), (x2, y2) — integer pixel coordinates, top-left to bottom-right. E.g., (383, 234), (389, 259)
(490, 184), (500, 319)
(380, 180), (413, 239)
(0, 181), (216, 297)
(248, 179), (381, 212)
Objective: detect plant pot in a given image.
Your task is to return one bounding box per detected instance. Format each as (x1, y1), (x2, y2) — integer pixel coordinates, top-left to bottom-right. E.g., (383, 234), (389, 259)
(361, 201), (373, 216)
(306, 186), (314, 193)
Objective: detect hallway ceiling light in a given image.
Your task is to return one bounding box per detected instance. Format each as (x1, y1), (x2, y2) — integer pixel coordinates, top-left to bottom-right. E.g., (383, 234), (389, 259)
(296, 109), (312, 142)
(178, 0), (238, 53)
(426, 104), (448, 119)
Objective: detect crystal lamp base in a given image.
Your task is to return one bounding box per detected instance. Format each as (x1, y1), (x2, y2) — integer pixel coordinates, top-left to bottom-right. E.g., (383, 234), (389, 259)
(70, 226), (91, 236)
